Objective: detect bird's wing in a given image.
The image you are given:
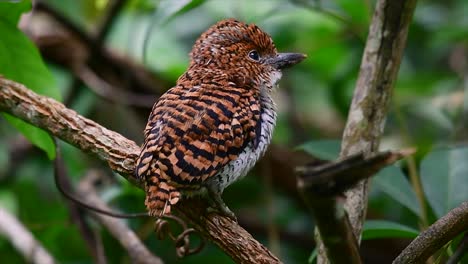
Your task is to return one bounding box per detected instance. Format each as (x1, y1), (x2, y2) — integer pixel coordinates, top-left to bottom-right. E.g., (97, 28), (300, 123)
(136, 83), (261, 187)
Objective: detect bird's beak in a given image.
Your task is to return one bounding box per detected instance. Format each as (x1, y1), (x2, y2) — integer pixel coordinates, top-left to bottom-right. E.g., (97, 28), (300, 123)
(267, 53), (307, 69)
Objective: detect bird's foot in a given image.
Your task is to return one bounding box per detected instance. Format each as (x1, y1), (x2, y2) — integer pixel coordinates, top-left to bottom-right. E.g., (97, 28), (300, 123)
(206, 188), (237, 221)
(206, 203), (237, 221)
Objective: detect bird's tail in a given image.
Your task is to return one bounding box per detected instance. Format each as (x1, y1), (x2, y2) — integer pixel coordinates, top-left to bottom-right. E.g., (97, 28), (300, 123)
(145, 176), (181, 217)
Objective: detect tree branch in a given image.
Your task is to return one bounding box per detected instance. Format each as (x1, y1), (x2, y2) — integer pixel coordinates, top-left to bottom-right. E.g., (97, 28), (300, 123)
(77, 170), (164, 264)
(393, 201), (468, 263)
(55, 145), (107, 264)
(297, 150), (412, 264)
(316, 0), (418, 262)
(0, 207), (57, 264)
(94, 0), (128, 45)
(33, 0), (170, 95)
(0, 78), (141, 180)
(340, 0), (417, 238)
(0, 77), (281, 264)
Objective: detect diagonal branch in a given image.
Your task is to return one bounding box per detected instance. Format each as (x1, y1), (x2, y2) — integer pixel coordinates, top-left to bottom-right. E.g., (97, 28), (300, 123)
(0, 77), (281, 264)
(77, 170), (164, 264)
(0, 207), (57, 264)
(55, 145), (107, 264)
(393, 201), (468, 263)
(297, 150), (412, 264)
(0, 78), (141, 181)
(33, 0), (170, 95)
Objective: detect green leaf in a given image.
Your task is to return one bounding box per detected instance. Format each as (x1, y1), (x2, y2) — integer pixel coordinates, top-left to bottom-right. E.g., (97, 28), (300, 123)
(362, 220), (419, 240)
(0, 0), (31, 26)
(0, 24), (60, 99)
(296, 139), (341, 160)
(420, 147), (468, 218)
(2, 114), (56, 160)
(372, 166), (421, 217)
(0, 19), (60, 159)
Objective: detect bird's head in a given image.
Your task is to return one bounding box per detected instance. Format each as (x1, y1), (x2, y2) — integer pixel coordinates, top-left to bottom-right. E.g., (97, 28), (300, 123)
(189, 19), (306, 90)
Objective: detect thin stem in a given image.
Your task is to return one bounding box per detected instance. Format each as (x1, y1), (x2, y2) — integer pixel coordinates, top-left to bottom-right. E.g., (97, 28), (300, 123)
(393, 101), (429, 228)
(447, 232), (468, 264)
(292, 0), (366, 42)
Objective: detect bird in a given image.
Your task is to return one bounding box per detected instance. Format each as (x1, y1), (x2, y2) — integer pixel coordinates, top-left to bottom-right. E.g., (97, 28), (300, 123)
(136, 18), (306, 219)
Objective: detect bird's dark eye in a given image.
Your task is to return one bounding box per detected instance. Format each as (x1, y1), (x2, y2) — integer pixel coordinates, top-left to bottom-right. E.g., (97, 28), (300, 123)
(248, 50), (260, 61)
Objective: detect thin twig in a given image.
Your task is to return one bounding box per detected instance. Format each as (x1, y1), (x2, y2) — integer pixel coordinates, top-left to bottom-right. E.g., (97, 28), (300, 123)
(53, 131), (204, 258)
(393, 102), (429, 227)
(447, 232), (468, 264)
(94, 0), (128, 45)
(75, 66), (157, 108)
(34, 0), (169, 94)
(34, 1), (93, 46)
(77, 171), (164, 264)
(54, 141), (107, 264)
(393, 201), (468, 263)
(54, 144), (203, 258)
(291, 0), (366, 42)
(0, 207), (57, 264)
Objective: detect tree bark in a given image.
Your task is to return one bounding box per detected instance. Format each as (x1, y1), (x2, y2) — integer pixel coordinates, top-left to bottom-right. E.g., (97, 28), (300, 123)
(393, 202), (468, 264)
(317, 0), (418, 262)
(0, 77), (280, 264)
(77, 171), (164, 264)
(0, 207), (56, 264)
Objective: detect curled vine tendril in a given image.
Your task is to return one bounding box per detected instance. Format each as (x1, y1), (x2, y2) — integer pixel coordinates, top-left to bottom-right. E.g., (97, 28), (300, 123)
(155, 215), (205, 257)
(53, 138), (205, 257)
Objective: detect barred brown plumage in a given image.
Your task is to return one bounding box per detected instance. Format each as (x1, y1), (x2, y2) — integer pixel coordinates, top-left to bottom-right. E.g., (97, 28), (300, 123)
(136, 19), (306, 218)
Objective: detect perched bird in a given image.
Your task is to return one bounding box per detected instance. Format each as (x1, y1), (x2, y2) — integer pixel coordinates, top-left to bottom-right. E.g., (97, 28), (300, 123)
(136, 19), (306, 218)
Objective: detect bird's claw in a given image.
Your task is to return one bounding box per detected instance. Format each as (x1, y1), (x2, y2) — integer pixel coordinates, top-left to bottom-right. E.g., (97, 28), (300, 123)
(205, 188), (238, 222)
(206, 204), (237, 222)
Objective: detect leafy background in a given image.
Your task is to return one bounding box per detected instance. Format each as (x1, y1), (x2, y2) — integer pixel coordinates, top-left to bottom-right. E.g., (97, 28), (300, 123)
(0, 0), (467, 263)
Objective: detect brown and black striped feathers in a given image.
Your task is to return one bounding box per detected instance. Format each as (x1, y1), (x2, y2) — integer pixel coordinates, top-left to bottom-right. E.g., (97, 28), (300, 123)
(137, 80), (261, 216)
(136, 19), (305, 217)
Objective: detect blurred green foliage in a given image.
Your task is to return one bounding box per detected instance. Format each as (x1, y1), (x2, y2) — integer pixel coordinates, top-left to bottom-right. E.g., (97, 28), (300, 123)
(0, 0), (59, 159)
(0, 0), (468, 263)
